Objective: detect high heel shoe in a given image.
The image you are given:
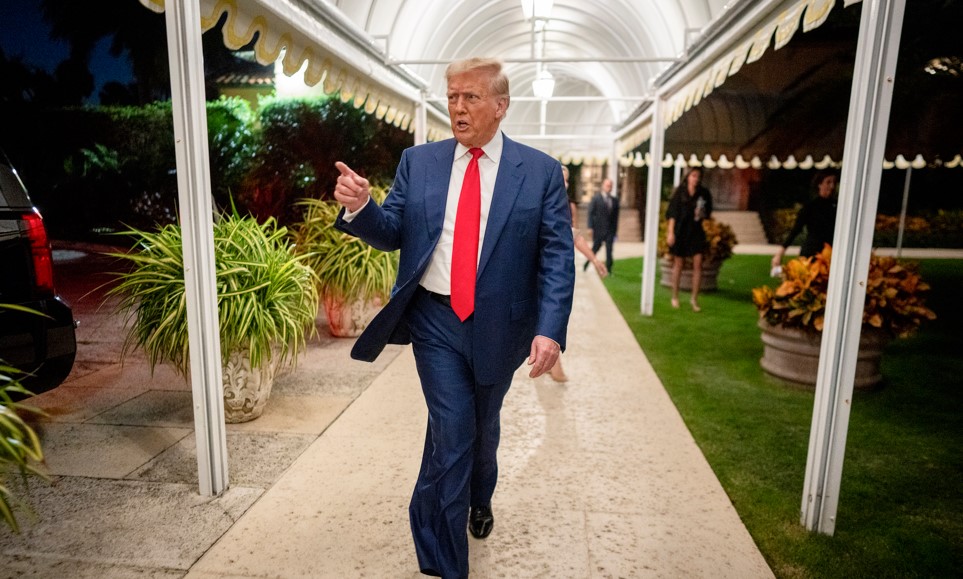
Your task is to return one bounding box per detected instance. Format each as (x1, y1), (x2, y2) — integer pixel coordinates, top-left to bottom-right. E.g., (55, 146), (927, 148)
(690, 300), (701, 312)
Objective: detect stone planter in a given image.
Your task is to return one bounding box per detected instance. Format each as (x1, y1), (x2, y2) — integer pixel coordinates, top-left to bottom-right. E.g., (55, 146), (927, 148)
(222, 348), (278, 423)
(323, 295), (383, 338)
(659, 256), (721, 291)
(757, 319), (888, 389)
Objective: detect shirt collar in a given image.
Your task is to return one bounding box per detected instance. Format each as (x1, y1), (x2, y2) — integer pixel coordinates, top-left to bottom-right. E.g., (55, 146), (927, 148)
(455, 130), (503, 163)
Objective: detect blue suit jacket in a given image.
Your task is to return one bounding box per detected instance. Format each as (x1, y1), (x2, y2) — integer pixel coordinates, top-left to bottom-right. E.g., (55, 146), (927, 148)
(335, 135), (575, 384)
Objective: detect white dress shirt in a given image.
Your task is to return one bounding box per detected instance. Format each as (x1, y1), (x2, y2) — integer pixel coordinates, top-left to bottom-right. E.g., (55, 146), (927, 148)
(419, 131), (502, 295)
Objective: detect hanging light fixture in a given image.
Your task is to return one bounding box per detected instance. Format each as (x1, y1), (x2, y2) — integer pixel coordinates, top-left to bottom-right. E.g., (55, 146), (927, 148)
(532, 69), (555, 99)
(521, 0), (554, 21)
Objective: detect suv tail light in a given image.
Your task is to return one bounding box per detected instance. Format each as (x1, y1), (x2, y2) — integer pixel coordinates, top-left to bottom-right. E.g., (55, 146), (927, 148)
(22, 210), (55, 295)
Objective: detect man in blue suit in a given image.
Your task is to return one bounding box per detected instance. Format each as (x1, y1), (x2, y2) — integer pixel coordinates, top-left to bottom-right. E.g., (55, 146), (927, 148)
(333, 57), (574, 578)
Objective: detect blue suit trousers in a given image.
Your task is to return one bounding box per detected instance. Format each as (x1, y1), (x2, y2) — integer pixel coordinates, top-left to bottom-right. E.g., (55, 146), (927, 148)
(407, 289), (512, 579)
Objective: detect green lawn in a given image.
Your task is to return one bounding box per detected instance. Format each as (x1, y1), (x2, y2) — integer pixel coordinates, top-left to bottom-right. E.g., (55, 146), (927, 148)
(603, 255), (963, 579)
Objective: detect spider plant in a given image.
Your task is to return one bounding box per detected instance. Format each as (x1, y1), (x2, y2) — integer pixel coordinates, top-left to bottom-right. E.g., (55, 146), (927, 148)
(108, 210), (319, 376)
(293, 184), (397, 305)
(0, 305), (48, 533)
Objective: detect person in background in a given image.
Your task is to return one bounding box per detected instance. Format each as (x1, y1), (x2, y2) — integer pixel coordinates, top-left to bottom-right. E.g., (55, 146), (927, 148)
(548, 166), (607, 383)
(333, 57), (574, 579)
(771, 170), (839, 270)
(665, 167), (713, 312)
(585, 177), (619, 274)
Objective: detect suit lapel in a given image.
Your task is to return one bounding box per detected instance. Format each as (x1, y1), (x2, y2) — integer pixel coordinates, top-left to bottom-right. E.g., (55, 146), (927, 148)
(478, 135), (524, 278)
(424, 140), (456, 240)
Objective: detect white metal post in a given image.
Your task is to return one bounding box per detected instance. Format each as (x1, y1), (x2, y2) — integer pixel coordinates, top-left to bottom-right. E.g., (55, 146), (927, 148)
(896, 167), (911, 257)
(414, 91), (428, 145)
(800, 0), (905, 534)
(164, 0), (230, 496)
(640, 98), (664, 316)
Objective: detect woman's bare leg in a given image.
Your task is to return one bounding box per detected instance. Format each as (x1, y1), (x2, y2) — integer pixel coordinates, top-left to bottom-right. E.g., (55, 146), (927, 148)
(690, 253), (703, 312)
(670, 256), (683, 308)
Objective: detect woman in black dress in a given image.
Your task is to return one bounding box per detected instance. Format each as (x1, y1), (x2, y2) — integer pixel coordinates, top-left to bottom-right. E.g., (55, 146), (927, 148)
(771, 170), (838, 270)
(666, 167), (713, 311)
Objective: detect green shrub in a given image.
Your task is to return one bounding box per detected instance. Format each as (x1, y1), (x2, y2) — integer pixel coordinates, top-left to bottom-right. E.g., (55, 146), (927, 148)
(240, 95), (410, 224)
(767, 207), (963, 248)
(4, 99), (257, 241)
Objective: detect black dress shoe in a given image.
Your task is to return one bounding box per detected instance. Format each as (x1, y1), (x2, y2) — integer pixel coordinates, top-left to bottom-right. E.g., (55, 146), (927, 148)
(468, 505), (494, 539)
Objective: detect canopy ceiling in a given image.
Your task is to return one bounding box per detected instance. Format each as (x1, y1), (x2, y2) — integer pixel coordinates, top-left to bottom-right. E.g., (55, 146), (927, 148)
(139, 0), (961, 165)
(649, 1), (963, 166)
(143, 0), (730, 159)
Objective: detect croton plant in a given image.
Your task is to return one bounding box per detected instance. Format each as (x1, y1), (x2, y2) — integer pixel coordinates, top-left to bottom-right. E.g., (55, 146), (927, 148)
(752, 245), (936, 338)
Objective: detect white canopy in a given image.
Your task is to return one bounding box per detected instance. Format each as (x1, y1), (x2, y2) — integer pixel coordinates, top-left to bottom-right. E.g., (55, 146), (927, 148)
(145, 0), (925, 540)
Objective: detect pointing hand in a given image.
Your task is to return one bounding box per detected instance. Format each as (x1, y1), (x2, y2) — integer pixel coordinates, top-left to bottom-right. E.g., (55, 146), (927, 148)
(334, 161), (371, 213)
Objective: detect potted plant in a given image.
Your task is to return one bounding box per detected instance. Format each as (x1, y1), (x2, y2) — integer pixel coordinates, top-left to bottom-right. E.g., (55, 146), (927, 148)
(751, 245), (936, 388)
(292, 185), (398, 337)
(0, 350), (46, 532)
(658, 217), (738, 291)
(108, 210), (318, 422)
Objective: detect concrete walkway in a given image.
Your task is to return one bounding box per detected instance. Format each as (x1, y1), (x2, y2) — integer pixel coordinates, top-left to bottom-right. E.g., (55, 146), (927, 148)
(3, 243), (780, 578)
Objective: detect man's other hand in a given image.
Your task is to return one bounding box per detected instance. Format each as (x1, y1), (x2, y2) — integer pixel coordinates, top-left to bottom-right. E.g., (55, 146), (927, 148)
(527, 335), (561, 378)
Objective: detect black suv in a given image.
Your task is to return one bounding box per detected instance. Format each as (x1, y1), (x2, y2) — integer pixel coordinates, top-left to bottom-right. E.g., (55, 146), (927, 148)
(0, 152), (77, 395)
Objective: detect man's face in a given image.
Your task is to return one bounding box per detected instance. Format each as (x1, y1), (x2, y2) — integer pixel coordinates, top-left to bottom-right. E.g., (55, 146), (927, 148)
(602, 179), (613, 193)
(447, 69), (508, 148)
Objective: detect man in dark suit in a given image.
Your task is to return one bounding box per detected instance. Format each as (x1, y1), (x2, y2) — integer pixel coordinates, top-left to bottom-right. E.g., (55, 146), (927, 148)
(586, 177), (619, 273)
(333, 57), (574, 579)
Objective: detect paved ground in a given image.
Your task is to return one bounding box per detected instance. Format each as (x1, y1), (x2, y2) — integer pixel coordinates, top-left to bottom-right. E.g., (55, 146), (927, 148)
(4, 238), (960, 578)
(20, 238), (962, 578)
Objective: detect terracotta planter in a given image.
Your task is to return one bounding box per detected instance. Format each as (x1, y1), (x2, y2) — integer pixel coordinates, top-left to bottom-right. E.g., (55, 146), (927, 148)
(323, 295), (383, 338)
(222, 348), (277, 423)
(757, 319), (888, 389)
(659, 257), (721, 291)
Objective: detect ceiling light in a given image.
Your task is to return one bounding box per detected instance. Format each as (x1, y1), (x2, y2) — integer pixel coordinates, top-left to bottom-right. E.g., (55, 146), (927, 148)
(532, 69), (555, 99)
(521, 0), (554, 21)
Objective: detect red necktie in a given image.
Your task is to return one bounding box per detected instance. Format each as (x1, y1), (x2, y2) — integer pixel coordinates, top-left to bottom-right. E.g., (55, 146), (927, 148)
(451, 147), (484, 321)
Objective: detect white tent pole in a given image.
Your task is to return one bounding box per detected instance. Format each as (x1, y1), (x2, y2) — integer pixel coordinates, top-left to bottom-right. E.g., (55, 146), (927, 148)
(896, 167), (912, 257)
(164, 0), (229, 496)
(415, 91), (428, 145)
(800, 0), (905, 535)
(640, 99), (664, 316)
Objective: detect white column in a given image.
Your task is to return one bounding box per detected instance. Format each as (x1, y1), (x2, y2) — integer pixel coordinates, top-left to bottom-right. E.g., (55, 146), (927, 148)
(640, 98), (664, 316)
(414, 91), (428, 145)
(164, 0), (229, 496)
(895, 167), (911, 257)
(801, 0), (906, 535)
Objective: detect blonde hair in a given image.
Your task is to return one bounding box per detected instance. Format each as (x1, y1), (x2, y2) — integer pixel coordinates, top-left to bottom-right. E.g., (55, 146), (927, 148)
(446, 57), (510, 98)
